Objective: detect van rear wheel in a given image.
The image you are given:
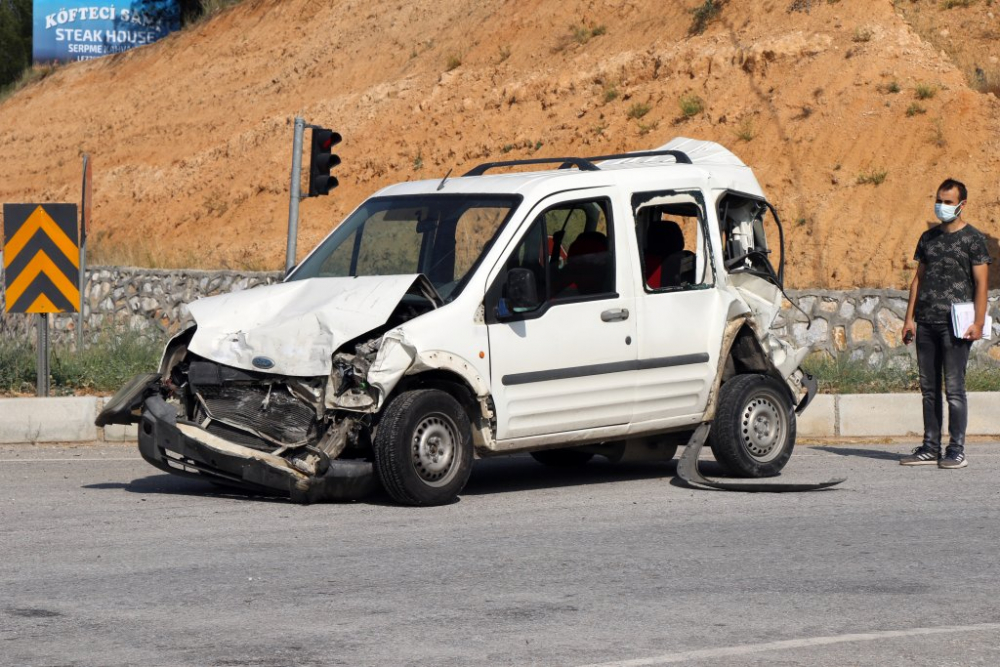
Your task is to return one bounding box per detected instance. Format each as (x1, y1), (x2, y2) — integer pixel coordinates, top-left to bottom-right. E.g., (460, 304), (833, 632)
(373, 389), (473, 506)
(709, 374), (795, 478)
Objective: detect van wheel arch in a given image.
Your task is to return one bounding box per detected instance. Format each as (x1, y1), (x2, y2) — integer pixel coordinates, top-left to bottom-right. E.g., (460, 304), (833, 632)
(721, 325), (794, 401)
(390, 371), (481, 425)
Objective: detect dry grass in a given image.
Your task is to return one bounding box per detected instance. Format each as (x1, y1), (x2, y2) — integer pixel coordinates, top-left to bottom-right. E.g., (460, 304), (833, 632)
(852, 26), (874, 43)
(856, 168), (888, 186)
(0, 63), (59, 104)
(970, 66), (1000, 96)
(735, 117), (756, 141)
(627, 101), (653, 120)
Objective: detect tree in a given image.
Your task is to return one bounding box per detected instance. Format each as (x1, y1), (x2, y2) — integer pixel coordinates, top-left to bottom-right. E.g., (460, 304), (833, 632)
(0, 0), (31, 88)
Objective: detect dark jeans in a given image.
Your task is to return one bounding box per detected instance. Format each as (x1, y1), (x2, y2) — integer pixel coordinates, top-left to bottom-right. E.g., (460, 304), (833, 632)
(916, 321), (972, 453)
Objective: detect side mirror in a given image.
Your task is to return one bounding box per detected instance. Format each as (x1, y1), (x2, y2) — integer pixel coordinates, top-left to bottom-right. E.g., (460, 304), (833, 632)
(498, 268), (540, 317)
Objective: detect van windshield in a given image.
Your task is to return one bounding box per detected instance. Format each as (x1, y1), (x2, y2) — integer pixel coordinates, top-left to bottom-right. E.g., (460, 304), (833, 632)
(289, 194), (521, 301)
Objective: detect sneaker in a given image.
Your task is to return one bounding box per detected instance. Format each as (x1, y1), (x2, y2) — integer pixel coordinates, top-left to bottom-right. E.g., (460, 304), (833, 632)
(939, 450), (968, 469)
(900, 446), (940, 466)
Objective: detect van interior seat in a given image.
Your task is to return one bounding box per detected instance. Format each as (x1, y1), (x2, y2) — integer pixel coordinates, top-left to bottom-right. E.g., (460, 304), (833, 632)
(643, 221), (684, 288)
(556, 231), (610, 297)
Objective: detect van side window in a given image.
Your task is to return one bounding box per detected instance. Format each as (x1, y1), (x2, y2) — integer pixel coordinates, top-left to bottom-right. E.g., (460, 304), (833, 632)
(504, 199), (615, 312)
(633, 191), (713, 291)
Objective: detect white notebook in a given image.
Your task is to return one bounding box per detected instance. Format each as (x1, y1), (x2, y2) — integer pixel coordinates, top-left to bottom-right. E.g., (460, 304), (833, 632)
(951, 302), (993, 340)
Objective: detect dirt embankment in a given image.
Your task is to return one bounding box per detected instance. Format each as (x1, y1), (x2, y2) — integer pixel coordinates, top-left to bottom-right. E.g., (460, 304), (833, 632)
(1, 0), (999, 288)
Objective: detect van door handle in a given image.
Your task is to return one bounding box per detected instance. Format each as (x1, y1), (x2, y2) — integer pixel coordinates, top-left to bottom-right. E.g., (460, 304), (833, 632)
(601, 308), (630, 322)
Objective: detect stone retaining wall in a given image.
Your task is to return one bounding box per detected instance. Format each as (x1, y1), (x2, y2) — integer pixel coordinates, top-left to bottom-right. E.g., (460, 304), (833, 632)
(3, 267), (1000, 363)
(0, 267), (281, 342)
(776, 289), (1000, 363)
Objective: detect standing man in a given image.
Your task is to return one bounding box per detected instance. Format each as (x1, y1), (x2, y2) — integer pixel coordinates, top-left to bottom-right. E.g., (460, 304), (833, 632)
(900, 178), (991, 469)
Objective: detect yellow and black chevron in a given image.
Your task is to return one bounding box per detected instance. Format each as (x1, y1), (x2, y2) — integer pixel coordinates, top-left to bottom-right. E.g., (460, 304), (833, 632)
(3, 204), (80, 314)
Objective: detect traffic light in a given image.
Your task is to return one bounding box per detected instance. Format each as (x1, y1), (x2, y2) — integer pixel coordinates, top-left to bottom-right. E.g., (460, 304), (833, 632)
(308, 128), (341, 197)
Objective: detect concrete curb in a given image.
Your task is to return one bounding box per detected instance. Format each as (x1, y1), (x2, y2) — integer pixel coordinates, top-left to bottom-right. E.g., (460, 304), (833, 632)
(796, 392), (1000, 439)
(0, 397), (137, 444)
(1, 393), (999, 445)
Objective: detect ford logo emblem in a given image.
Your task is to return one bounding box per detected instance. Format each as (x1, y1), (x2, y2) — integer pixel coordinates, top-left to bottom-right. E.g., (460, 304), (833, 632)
(252, 356), (275, 370)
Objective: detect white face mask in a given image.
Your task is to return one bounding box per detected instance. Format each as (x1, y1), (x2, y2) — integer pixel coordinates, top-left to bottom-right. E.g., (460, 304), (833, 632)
(935, 202), (963, 223)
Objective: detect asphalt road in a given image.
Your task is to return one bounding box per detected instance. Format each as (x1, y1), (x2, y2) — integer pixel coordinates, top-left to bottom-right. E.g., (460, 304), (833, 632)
(2, 441), (999, 667)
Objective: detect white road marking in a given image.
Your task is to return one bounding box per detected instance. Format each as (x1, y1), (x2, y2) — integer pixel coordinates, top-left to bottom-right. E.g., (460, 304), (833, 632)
(575, 623), (1000, 667)
(0, 457), (142, 463)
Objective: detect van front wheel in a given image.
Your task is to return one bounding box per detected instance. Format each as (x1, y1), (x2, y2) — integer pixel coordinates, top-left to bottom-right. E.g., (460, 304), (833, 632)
(709, 374), (795, 478)
(373, 389), (474, 506)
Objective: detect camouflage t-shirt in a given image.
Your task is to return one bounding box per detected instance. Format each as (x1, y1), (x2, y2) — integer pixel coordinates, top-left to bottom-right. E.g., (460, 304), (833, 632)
(913, 223), (992, 323)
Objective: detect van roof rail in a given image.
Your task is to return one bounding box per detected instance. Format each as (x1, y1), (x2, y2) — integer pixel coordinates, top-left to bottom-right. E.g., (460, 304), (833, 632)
(462, 157), (600, 177)
(584, 149), (692, 164)
(462, 149), (692, 177)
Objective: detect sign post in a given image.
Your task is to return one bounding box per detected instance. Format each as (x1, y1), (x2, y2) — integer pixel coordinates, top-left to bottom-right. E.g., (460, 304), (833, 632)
(78, 155), (92, 350)
(2, 203), (81, 396)
(36, 314), (49, 397)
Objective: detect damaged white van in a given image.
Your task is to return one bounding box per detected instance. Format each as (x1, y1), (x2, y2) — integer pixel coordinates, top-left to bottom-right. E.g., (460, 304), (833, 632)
(97, 138), (818, 505)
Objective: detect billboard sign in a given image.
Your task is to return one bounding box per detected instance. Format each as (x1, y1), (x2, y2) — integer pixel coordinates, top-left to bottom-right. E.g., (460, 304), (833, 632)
(33, 1), (181, 64)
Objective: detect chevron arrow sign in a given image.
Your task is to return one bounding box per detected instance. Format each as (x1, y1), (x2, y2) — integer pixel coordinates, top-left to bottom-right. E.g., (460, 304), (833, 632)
(3, 204), (80, 314)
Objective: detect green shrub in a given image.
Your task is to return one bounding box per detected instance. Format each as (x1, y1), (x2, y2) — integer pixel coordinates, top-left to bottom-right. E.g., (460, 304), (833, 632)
(906, 102), (927, 117)
(0, 328), (165, 395)
(627, 101), (653, 119)
(914, 83), (937, 100)
(678, 94), (704, 118)
(689, 0), (723, 35)
(803, 354), (918, 394)
(637, 120), (659, 136)
(570, 24), (607, 45)
(803, 353), (1000, 393)
(0, 337), (36, 395)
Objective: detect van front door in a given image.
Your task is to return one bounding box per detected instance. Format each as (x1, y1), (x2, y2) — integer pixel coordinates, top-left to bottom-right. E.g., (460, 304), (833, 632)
(485, 192), (637, 445)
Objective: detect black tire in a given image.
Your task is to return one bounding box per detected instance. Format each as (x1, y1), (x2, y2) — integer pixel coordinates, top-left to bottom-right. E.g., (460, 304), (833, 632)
(373, 389), (474, 506)
(709, 374), (796, 478)
(529, 448), (595, 467)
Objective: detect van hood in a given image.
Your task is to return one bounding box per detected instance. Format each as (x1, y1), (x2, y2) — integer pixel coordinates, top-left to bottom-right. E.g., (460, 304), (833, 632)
(186, 275), (436, 377)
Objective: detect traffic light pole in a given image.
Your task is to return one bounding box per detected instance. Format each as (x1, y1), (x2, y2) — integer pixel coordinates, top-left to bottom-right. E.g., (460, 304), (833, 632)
(285, 116), (306, 276)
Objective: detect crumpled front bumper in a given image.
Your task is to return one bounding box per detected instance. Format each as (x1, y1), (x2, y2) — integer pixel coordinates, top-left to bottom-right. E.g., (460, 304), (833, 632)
(138, 395), (376, 503)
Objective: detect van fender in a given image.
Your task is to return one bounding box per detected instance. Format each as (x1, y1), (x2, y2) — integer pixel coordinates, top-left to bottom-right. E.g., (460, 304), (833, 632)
(367, 332), (490, 409)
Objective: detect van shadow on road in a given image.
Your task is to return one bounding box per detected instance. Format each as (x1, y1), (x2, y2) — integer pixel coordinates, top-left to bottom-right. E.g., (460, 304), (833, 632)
(462, 455), (683, 496)
(81, 455), (691, 504)
(83, 475), (289, 503)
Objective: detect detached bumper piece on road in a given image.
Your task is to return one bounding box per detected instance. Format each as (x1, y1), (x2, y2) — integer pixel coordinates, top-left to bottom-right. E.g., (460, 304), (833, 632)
(676, 425), (846, 493)
(138, 396), (377, 503)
